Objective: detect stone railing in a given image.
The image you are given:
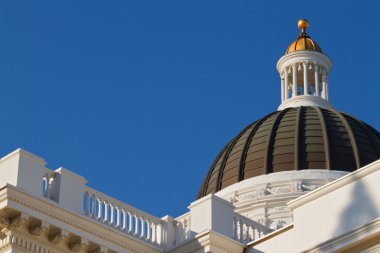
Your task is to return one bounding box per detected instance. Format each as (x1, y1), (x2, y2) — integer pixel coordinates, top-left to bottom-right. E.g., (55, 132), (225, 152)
(0, 149), (278, 251)
(173, 212), (192, 246)
(84, 186), (165, 247)
(233, 213), (272, 243)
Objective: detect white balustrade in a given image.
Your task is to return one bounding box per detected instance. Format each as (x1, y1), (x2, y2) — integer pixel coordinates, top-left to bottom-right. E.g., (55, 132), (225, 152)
(233, 213), (272, 244)
(83, 187), (164, 247)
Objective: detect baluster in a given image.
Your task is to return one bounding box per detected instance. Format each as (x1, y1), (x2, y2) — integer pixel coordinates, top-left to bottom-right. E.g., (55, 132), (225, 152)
(109, 203), (114, 225)
(243, 223), (248, 242)
(115, 206), (121, 228)
(184, 219), (189, 240)
(45, 174), (53, 199)
(103, 201), (108, 223)
(134, 215), (139, 235)
(248, 225), (254, 242)
(254, 228), (259, 240)
(140, 217), (144, 238)
(96, 198), (101, 220)
(128, 212), (132, 232)
(122, 209), (127, 231)
(146, 220), (151, 241)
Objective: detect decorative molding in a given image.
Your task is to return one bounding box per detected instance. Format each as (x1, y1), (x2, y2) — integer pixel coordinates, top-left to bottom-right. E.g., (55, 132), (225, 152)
(68, 236), (83, 252)
(277, 51), (332, 73)
(28, 218), (49, 236)
(214, 170), (346, 234)
(2, 185), (161, 253)
(48, 227), (64, 244)
(9, 213), (27, 228)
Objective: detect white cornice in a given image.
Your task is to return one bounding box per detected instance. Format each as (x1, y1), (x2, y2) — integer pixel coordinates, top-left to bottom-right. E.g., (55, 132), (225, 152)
(277, 51), (332, 73)
(278, 95), (333, 110)
(288, 159), (380, 210)
(0, 148), (47, 166)
(55, 167), (87, 184)
(0, 184), (163, 253)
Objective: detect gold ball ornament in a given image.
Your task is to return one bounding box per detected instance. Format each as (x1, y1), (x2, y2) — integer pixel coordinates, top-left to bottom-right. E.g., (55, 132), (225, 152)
(298, 18), (309, 31)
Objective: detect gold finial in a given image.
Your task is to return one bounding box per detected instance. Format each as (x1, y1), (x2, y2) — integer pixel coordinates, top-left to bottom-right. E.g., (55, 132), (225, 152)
(298, 18), (308, 33)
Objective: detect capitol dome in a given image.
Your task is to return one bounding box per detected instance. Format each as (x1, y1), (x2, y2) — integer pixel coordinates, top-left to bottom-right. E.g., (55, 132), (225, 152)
(197, 19), (380, 200)
(198, 107), (380, 198)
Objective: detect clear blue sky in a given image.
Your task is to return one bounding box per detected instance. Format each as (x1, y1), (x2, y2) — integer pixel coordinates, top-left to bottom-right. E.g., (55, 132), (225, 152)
(0, 1), (379, 218)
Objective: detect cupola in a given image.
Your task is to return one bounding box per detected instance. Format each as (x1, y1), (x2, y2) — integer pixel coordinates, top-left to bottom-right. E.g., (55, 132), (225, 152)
(277, 19), (332, 110)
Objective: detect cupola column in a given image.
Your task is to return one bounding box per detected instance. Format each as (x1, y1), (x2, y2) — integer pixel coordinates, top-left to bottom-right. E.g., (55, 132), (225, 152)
(303, 62), (309, 95)
(314, 64), (319, 96)
(292, 64), (297, 97)
(284, 70), (289, 99)
(281, 76), (285, 101)
(322, 74), (327, 99)
(277, 19), (332, 110)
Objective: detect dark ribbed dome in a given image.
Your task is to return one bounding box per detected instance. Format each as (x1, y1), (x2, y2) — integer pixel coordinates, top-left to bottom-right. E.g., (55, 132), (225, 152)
(198, 106), (380, 199)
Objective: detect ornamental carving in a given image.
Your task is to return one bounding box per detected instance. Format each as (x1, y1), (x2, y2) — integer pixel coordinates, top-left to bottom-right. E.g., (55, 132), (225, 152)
(48, 227), (64, 244)
(0, 216), (9, 227)
(9, 213), (27, 228)
(235, 191), (258, 202)
(69, 237), (83, 252)
(301, 184), (320, 191)
(28, 219), (48, 236)
(266, 186), (291, 194)
(294, 181), (303, 192)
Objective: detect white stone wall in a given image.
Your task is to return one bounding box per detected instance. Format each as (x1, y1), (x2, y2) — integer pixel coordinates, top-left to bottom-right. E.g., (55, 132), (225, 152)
(247, 160), (380, 253)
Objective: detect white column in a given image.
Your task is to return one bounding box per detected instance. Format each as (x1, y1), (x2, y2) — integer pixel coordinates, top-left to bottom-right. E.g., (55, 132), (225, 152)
(292, 64), (297, 97)
(122, 210), (127, 231)
(322, 75), (327, 99)
(109, 203), (114, 225)
(325, 77), (329, 100)
(284, 69), (289, 99)
(146, 220), (151, 240)
(104, 201), (108, 223)
(140, 217), (145, 237)
(116, 207), (120, 228)
(134, 215), (139, 235)
(303, 62), (309, 95)
(314, 64), (319, 97)
(281, 76), (284, 102)
(97, 198), (103, 220)
(128, 212), (133, 232)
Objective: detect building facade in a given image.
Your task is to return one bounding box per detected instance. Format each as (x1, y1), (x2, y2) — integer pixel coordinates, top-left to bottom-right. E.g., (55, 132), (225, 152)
(0, 19), (380, 253)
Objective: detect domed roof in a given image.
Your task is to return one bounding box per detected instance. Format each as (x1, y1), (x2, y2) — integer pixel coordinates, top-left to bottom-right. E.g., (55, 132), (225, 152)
(197, 106), (380, 199)
(286, 19), (322, 54)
